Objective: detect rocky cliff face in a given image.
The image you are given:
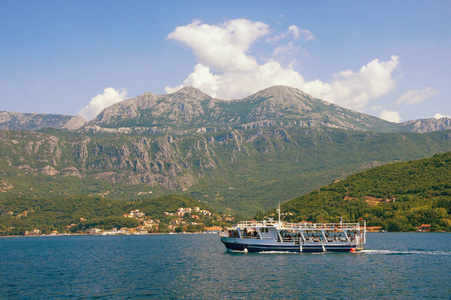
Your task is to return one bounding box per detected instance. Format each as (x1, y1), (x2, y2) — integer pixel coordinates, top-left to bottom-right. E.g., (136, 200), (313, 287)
(61, 116), (86, 130)
(0, 130), (204, 190)
(87, 86), (399, 133)
(398, 117), (451, 133)
(0, 111), (86, 131)
(88, 86), (451, 134)
(1, 124), (451, 217)
(90, 87), (216, 128)
(2, 86), (449, 134)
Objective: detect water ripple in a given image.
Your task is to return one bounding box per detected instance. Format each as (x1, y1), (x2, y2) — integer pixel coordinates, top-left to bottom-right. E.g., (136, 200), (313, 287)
(0, 233), (449, 299)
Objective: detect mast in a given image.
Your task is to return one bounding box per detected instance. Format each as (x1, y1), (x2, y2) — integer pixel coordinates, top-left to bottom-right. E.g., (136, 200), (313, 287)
(277, 202), (281, 225)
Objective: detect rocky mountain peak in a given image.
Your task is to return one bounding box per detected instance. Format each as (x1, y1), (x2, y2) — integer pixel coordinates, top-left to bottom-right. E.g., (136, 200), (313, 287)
(85, 85), (399, 132)
(170, 86), (213, 100)
(398, 117), (451, 133)
(0, 111), (86, 131)
(251, 85), (311, 100)
(4, 86), (447, 135)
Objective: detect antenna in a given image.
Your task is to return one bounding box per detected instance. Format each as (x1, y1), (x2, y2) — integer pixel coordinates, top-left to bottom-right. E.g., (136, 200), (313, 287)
(277, 202), (281, 224)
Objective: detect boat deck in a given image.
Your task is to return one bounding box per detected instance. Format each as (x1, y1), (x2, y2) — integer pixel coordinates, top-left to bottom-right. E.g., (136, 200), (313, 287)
(221, 220), (366, 252)
(235, 220), (361, 230)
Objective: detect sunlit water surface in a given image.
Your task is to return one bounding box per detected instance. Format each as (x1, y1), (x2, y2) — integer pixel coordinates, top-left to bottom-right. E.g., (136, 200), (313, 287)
(0, 233), (450, 299)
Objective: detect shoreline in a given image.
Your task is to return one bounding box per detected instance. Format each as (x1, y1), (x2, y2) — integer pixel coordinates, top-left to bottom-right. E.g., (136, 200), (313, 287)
(0, 231), (219, 238)
(2, 231), (449, 238)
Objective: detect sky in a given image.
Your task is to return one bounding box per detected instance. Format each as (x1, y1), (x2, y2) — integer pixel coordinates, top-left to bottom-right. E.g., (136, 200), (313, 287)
(1, 1), (450, 123)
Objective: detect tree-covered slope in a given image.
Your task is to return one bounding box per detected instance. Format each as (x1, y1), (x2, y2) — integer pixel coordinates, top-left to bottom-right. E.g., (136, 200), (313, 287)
(276, 151), (451, 231)
(0, 195), (214, 235)
(1, 128), (451, 218)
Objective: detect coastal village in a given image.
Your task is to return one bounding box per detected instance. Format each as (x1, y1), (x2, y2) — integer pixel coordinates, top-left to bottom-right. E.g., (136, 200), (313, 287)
(1, 202), (436, 236)
(3, 206), (234, 236)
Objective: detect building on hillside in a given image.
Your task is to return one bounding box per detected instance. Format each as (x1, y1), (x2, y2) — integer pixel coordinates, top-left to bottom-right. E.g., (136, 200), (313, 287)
(120, 227), (132, 234)
(135, 226), (147, 234)
(169, 219), (183, 226)
(87, 228), (102, 235)
(419, 224), (431, 232)
(205, 226), (222, 233)
(143, 220), (155, 227)
(366, 226), (383, 232)
(25, 229), (42, 236)
(17, 211), (30, 217)
(129, 210), (145, 218)
(176, 208), (192, 216)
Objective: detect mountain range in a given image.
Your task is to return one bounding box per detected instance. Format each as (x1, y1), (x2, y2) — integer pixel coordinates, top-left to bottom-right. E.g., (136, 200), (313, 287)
(1, 86), (451, 217)
(87, 86), (451, 134)
(3, 86), (450, 133)
(0, 111), (85, 131)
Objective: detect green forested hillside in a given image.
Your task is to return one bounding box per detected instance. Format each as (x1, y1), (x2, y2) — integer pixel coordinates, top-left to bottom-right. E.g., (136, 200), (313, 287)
(0, 195), (215, 235)
(272, 152), (451, 231)
(1, 128), (451, 218)
(190, 129), (451, 217)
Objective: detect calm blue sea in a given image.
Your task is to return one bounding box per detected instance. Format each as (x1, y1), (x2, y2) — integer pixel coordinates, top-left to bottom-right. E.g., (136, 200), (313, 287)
(0, 233), (450, 299)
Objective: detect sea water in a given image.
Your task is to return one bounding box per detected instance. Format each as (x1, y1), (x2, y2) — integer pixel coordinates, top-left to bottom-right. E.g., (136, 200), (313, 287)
(0, 233), (449, 299)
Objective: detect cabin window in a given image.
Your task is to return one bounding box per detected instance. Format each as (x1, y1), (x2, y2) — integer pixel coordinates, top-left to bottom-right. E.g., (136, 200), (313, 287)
(228, 230), (239, 238)
(324, 230), (348, 242)
(303, 230), (325, 242)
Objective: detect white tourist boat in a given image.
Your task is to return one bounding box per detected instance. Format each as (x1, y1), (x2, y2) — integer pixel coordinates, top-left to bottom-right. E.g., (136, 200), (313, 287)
(220, 207), (366, 253)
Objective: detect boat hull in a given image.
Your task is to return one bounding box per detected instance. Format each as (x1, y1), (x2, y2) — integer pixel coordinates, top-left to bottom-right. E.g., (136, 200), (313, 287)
(221, 237), (357, 253)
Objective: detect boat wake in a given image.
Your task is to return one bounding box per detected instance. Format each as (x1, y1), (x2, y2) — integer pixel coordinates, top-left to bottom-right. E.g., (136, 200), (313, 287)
(258, 251), (297, 254)
(362, 249), (450, 256)
(225, 249), (248, 254)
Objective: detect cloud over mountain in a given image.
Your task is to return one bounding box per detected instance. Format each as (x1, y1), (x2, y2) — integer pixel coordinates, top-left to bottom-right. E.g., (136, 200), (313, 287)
(380, 109), (401, 123)
(166, 19), (400, 113)
(396, 87), (438, 106)
(434, 113), (450, 119)
(78, 88), (127, 121)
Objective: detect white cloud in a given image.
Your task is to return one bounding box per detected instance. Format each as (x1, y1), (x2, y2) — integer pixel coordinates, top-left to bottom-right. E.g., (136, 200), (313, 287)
(291, 26), (315, 41)
(166, 64), (220, 97)
(433, 113), (450, 119)
(167, 19), (269, 73)
(273, 42), (301, 58)
(380, 109), (401, 123)
(302, 56), (399, 110)
(78, 87), (127, 121)
(166, 19), (400, 112)
(268, 25), (315, 42)
(288, 25), (301, 39)
(396, 87), (438, 106)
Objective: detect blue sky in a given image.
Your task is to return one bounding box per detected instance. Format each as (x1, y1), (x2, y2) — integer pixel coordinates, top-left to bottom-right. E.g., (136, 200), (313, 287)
(1, 0), (450, 122)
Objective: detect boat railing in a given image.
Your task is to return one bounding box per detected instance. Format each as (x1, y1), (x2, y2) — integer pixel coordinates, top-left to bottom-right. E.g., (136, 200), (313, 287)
(236, 221), (361, 230)
(221, 230), (360, 244)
